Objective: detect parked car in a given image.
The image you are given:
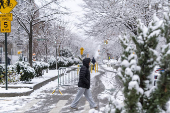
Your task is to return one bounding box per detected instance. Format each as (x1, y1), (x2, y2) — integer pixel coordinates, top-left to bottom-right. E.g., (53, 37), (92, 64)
(153, 66), (164, 86)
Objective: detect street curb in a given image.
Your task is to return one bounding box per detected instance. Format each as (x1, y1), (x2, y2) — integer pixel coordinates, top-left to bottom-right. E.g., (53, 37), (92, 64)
(0, 69), (74, 97)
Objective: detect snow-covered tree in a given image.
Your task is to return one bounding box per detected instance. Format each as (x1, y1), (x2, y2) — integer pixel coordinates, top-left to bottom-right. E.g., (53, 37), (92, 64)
(12, 0), (67, 66)
(132, 14), (162, 112)
(148, 11), (170, 112)
(116, 35), (142, 113)
(79, 0), (167, 61)
(106, 13), (162, 113)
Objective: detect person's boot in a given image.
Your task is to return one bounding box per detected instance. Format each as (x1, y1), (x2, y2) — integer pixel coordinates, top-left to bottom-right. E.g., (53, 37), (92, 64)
(70, 106), (78, 110)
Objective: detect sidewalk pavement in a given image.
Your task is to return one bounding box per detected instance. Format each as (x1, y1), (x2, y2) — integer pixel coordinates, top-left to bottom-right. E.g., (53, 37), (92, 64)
(0, 68), (74, 97)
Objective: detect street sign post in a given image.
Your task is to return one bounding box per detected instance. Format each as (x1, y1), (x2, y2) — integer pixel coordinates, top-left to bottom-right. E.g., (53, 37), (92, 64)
(0, 0), (18, 90)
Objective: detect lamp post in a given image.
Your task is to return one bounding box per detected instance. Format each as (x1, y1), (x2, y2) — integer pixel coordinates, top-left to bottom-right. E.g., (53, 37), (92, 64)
(55, 41), (58, 70)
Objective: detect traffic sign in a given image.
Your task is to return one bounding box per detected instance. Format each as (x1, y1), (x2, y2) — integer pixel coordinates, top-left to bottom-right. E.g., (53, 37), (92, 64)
(0, 0), (17, 13)
(17, 51), (21, 55)
(80, 47), (84, 51)
(0, 13), (12, 21)
(1, 21), (11, 33)
(80, 47), (84, 55)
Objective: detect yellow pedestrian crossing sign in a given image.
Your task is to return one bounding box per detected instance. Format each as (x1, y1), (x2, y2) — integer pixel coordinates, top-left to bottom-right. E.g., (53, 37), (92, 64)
(80, 47), (84, 55)
(0, 0), (17, 13)
(1, 21), (11, 32)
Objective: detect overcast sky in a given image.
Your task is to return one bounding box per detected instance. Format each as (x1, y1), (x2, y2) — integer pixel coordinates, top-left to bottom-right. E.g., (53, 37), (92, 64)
(35, 0), (86, 35)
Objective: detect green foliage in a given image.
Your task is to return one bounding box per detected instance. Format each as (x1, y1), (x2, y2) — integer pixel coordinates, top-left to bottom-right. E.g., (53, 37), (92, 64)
(20, 68), (34, 81)
(59, 48), (73, 58)
(0, 65), (4, 83)
(33, 61), (49, 77)
(131, 15), (161, 112)
(149, 12), (170, 112)
(15, 61), (35, 81)
(48, 49), (80, 69)
(116, 35), (142, 113)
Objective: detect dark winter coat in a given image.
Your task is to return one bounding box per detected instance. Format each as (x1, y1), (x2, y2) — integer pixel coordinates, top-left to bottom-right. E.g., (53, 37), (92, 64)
(92, 57), (96, 64)
(78, 58), (91, 89)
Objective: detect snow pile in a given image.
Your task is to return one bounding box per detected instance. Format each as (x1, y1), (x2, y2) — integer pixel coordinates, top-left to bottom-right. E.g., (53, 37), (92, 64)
(103, 60), (108, 64)
(89, 109), (101, 113)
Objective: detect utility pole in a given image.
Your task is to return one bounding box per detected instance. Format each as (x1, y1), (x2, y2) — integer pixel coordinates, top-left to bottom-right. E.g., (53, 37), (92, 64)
(55, 41), (58, 70)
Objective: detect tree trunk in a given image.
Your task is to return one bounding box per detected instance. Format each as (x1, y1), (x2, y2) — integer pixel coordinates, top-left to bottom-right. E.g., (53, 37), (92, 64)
(29, 22), (33, 67)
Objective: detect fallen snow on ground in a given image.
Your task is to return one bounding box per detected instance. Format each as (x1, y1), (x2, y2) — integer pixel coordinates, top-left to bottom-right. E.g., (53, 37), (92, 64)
(0, 87), (32, 93)
(89, 109), (102, 113)
(0, 69), (59, 93)
(0, 78), (60, 113)
(97, 65), (124, 113)
(101, 64), (113, 71)
(0, 65), (119, 113)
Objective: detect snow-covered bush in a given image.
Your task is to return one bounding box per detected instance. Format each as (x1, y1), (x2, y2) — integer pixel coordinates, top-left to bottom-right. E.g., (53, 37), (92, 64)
(32, 61), (49, 77)
(0, 65), (20, 84)
(110, 59), (117, 65)
(57, 56), (80, 68)
(48, 48), (81, 69)
(7, 65), (20, 83)
(103, 60), (108, 64)
(48, 56), (80, 69)
(106, 14), (162, 113)
(148, 11), (170, 112)
(15, 61), (35, 81)
(0, 65), (4, 83)
(48, 56), (56, 69)
(74, 57), (80, 64)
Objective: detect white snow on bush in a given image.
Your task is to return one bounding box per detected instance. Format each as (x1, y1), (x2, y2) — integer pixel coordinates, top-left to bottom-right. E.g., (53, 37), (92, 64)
(103, 60), (108, 64)
(132, 75), (140, 84)
(109, 59), (117, 65)
(128, 54), (137, 61)
(121, 60), (129, 67)
(149, 13), (163, 31)
(128, 81), (143, 94)
(125, 68), (133, 77)
(130, 59), (136, 65)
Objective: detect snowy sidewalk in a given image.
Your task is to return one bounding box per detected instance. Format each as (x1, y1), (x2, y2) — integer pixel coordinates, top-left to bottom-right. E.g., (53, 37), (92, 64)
(0, 67), (77, 97)
(0, 65), (123, 113)
(0, 69), (107, 113)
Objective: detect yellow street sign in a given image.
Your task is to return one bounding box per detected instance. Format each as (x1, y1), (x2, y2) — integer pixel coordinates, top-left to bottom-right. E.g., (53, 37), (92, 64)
(80, 47), (84, 55)
(0, 13), (12, 21)
(0, 0), (17, 13)
(80, 47), (84, 51)
(17, 51), (21, 55)
(1, 21), (11, 33)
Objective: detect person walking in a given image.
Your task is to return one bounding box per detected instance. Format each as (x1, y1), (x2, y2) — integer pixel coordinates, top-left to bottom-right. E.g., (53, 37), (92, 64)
(7, 57), (11, 65)
(91, 57), (96, 70)
(70, 58), (97, 110)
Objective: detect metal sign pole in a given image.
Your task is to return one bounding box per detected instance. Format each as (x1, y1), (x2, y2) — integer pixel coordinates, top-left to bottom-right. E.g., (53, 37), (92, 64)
(5, 33), (8, 90)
